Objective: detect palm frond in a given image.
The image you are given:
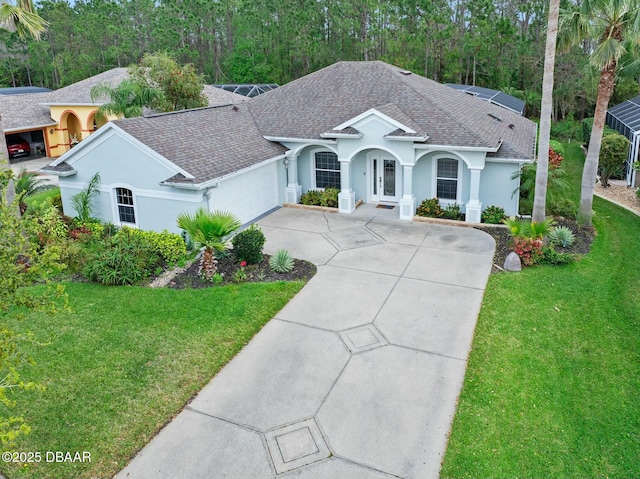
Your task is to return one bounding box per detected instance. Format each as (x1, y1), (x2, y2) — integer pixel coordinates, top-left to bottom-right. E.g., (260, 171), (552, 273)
(0, 2), (47, 40)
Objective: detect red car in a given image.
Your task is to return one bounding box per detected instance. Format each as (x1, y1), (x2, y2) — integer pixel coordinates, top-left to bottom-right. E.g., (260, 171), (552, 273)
(6, 135), (31, 159)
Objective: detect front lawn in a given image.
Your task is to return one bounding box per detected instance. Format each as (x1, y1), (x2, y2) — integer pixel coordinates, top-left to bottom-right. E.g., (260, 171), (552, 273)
(2, 281), (304, 479)
(441, 148), (640, 478)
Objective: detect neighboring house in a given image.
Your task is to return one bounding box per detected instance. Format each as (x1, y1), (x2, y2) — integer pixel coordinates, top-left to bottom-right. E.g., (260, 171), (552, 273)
(606, 96), (640, 187)
(1, 68), (246, 159)
(43, 61), (537, 232)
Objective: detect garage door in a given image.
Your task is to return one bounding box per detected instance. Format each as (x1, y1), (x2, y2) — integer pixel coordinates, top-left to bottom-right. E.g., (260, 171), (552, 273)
(208, 162), (280, 225)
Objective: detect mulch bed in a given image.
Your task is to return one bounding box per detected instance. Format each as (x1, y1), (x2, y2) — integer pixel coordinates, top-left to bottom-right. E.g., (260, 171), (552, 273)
(167, 253), (317, 289)
(475, 216), (595, 273)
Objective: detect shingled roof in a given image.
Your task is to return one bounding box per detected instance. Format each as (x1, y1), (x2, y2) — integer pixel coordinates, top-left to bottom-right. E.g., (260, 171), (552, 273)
(248, 61), (536, 159)
(113, 104), (286, 184)
(2, 68), (245, 132)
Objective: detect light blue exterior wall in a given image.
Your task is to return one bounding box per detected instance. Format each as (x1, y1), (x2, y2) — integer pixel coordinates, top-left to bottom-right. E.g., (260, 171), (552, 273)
(351, 152), (367, 202)
(58, 129), (205, 233)
(480, 161), (521, 217)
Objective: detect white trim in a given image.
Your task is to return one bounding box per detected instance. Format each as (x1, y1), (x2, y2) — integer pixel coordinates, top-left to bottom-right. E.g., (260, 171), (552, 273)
(385, 135), (429, 142)
(432, 155), (463, 206)
(264, 136), (337, 145)
(60, 182), (204, 203)
(486, 157), (532, 164)
(5, 123), (57, 133)
(367, 150), (402, 203)
(333, 108), (417, 134)
(310, 148), (341, 190)
(188, 153), (287, 190)
(286, 142), (338, 158)
(48, 123), (194, 180)
(320, 131), (363, 139)
(112, 184), (138, 228)
(415, 143), (500, 153)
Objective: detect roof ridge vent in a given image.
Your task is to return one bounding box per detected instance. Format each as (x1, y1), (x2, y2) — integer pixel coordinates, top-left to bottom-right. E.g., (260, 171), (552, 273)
(398, 70), (412, 75)
(488, 113), (502, 122)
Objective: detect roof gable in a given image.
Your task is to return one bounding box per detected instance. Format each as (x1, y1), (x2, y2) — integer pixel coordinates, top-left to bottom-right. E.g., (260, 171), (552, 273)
(248, 61), (536, 159)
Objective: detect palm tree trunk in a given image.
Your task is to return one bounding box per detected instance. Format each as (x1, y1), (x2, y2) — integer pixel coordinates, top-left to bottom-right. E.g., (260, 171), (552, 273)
(533, 0), (560, 223)
(200, 246), (218, 281)
(579, 61), (617, 226)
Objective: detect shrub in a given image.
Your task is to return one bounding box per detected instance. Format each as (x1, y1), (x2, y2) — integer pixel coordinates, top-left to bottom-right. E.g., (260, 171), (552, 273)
(443, 203), (462, 220)
(598, 133), (629, 187)
(539, 247), (575, 265)
(504, 217), (555, 240)
(549, 139), (565, 156)
(320, 187), (340, 207)
(300, 190), (323, 206)
(549, 226), (576, 248)
(416, 198), (444, 218)
(232, 224), (266, 264)
(549, 199), (577, 219)
(550, 118), (581, 142)
(71, 172), (101, 222)
(23, 201), (68, 246)
(513, 237), (543, 266)
(118, 227), (186, 264)
(548, 147), (564, 167)
(269, 249), (294, 273)
(481, 205), (506, 224)
(582, 118), (617, 147)
(83, 232), (161, 285)
(514, 162), (568, 215)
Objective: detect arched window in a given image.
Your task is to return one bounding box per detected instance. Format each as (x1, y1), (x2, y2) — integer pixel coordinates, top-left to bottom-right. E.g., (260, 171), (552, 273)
(115, 188), (136, 225)
(314, 151), (340, 189)
(436, 158), (459, 201)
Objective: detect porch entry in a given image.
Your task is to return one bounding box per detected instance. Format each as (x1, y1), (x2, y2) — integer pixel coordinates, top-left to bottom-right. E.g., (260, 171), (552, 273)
(368, 152), (400, 203)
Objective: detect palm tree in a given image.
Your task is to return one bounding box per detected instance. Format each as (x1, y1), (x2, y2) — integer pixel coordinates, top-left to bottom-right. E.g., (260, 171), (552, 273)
(90, 79), (163, 121)
(0, 0), (47, 204)
(14, 168), (55, 213)
(533, 0), (561, 223)
(559, 0), (640, 226)
(177, 209), (241, 281)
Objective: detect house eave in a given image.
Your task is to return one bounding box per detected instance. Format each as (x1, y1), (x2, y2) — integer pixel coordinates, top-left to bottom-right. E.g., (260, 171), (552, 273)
(415, 142), (501, 153)
(386, 135), (429, 142)
(4, 122), (57, 133)
(38, 167), (77, 177)
(320, 132), (364, 139)
(264, 136), (337, 145)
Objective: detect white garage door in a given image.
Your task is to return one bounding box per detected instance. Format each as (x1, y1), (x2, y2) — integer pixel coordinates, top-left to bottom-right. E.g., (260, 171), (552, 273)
(208, 162), (279, 225)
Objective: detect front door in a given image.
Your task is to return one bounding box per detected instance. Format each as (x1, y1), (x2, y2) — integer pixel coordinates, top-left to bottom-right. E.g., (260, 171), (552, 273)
(370, 155), (400, 203)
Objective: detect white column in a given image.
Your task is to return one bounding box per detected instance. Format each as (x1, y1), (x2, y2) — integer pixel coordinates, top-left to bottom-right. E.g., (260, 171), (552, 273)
(398, 164), (416, 220)
(465, 167), (483, 223)
(284, 153), (301, 204)
(338, 158), (355, 214)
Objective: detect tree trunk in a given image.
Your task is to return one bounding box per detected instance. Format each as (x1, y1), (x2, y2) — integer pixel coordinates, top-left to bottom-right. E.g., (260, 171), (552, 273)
(532, 0), (559, 223)
(579, 61), (616, 226)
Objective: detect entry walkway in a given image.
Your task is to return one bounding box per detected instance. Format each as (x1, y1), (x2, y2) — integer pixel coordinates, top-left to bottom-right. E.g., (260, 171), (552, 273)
(116, 207), (495, 479)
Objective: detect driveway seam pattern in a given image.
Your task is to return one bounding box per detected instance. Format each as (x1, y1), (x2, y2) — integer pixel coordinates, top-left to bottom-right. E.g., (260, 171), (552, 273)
(115, 207), (495, 479)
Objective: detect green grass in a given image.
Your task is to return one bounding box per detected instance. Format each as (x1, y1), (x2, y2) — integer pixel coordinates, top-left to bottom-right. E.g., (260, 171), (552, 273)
(22, 187), (60, 209)
(441, 147), (640, 478)
(2, 281), (304, 479)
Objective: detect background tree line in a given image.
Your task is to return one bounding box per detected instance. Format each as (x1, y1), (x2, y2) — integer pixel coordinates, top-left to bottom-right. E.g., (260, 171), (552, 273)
(0, 0), (638, 120)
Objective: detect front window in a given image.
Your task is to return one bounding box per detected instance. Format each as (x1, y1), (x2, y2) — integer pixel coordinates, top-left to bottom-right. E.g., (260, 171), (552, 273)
(314, 151), (340, 189)
(436, 158), (458, 201)
(116, 188), (136, 224)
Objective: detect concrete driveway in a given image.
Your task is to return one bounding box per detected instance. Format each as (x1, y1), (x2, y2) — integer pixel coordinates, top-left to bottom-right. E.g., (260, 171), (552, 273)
(116, 206), (495, 479)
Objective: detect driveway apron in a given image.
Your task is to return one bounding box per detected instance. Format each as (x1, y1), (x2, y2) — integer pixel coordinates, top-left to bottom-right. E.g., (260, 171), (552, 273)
(115, 206), (495, 479)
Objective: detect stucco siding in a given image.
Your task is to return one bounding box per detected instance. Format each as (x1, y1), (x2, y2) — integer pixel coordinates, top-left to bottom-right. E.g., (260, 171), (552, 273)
(480, 161), (520, 216)
(208, 161), (279, 225)
(66, 132), (179, 190)
(413, 155), (433, 203)
(351, 153), (367, 202)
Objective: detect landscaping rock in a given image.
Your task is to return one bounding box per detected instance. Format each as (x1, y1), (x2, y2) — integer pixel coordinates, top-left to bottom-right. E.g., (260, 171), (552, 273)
(503, 252), (522, 272)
